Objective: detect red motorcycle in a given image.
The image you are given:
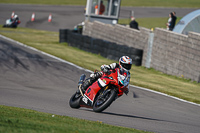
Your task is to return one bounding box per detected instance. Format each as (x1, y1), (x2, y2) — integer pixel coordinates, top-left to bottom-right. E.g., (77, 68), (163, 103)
(3, 18), (21, 28)
(69, 68), (128, 112)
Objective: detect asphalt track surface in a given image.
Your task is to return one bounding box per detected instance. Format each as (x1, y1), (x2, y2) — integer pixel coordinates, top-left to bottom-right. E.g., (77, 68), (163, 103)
(1, 4), (200, 133)
(1, 35), (200, 133)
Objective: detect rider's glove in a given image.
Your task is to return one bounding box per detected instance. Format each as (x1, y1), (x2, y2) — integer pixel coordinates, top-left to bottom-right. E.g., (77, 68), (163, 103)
(101, 64), (110, 73)
(90, 71), (102, 80)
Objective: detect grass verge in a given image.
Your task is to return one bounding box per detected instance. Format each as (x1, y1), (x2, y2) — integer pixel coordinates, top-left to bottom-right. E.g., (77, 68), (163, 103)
(0, 26), (199, 104)
(0, 0), (200, 8)
(0, 105), (149, 133)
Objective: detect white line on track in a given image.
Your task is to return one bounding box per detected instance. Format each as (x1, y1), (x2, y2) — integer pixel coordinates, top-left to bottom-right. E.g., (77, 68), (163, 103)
(1, 34), (199, 107)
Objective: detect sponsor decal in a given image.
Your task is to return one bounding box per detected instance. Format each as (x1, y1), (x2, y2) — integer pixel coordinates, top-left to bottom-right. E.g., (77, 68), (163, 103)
(103, 79), (106, 83)
(98, 79), (106, 87)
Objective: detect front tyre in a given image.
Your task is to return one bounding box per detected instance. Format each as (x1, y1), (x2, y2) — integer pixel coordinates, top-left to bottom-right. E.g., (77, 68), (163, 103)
(93, 89), (117, 112)
(69, 92), (81, 108)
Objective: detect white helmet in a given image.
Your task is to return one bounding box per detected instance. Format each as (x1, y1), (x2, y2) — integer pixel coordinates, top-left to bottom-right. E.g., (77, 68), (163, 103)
(13, 15), (18, 19)
(119, 56), (132, 71)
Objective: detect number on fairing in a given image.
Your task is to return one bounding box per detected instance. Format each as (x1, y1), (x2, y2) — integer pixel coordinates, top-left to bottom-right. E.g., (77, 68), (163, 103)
(82, 96), (88, 104)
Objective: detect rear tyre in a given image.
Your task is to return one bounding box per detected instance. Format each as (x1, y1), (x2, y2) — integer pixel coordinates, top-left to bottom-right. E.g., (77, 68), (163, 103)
(69, 92), (81, 109)
(93, 89), (117, 112)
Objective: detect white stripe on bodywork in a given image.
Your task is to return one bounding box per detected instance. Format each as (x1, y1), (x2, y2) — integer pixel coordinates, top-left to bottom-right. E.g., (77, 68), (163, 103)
(84, 94), (93, 103)
(98, 78), (107, 87)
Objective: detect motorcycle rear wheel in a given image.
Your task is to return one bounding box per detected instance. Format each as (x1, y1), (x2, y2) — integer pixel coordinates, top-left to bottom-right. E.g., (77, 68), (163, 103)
(93, 89), (116, 112)
(69, 92), (81, 109)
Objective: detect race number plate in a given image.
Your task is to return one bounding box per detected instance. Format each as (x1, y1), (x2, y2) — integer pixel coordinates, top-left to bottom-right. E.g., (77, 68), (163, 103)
(82, 96), (88, 104)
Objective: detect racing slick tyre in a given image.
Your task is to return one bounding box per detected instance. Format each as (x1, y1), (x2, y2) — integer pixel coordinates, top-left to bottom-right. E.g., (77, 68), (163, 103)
(93, 89), (117, 112)
(69, 92), (81, 109)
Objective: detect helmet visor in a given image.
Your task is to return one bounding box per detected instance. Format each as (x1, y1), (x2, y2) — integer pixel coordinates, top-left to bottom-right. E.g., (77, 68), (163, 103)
(121, 63), (132, 70)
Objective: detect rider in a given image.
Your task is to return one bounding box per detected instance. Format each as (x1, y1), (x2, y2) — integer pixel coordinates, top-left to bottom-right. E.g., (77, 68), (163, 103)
(11, 14), (19, 27)
(78, 56), (132, 95)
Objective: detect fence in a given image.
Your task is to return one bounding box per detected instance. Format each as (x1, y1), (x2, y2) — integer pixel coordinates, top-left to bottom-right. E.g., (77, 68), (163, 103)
(59, 29), (143, 66)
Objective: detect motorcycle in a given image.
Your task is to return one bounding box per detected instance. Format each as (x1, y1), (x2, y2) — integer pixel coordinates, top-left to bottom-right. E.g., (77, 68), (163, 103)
(69, 68), (129, 112)
(3, 18), (21, 28)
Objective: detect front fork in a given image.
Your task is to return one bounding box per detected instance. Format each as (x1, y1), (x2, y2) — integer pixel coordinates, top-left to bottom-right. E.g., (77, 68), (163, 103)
(78, 74), (86, 96)
(97, 85), (117, 101)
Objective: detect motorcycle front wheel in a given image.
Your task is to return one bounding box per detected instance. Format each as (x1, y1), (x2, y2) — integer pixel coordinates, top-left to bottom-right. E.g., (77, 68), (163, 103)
(93, 89), (117, 112)
(69, 92), (82, 109)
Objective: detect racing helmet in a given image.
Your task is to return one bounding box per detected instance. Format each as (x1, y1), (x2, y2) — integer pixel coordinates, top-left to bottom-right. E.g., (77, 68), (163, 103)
(119, 56), (132, 71)
(13, 15), (18, 19)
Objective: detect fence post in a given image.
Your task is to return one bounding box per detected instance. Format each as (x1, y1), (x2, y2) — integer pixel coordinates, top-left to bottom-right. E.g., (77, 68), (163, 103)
(145, 31), (154, 68)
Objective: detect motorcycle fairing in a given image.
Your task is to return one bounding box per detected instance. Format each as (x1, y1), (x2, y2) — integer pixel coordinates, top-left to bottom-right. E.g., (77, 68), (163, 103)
(83, 69), (120, 106)
(83, 81), (101, 105)
(79, 94), (93, 108)
(6, 19), (12, 25)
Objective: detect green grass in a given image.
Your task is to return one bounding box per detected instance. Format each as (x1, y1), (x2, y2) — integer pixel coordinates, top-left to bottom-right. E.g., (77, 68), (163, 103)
(0, 105), (148, 133)
(119, 17), (182, 29)
(1, 0), (200, 7)
(0, 26), (200, 104)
